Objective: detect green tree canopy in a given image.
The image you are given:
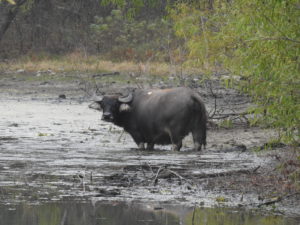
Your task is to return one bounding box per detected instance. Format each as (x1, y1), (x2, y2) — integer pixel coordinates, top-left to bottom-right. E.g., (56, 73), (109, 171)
(171, 0), (300, 143)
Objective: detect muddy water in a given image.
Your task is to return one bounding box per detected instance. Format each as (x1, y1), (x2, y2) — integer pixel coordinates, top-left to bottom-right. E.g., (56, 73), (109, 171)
(0, 202), (298, 225)
(1, 99), (263, 202)
(0, 99), (298, 224)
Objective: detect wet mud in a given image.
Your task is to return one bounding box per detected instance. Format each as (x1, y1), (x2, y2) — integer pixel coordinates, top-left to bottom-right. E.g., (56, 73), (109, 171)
(0, 72), (299, 223)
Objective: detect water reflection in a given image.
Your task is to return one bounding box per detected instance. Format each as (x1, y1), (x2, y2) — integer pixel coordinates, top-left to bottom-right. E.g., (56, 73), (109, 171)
(185, 208), (299, 225)
(0, 202), (179, 225)
(0, 202), (298, 225)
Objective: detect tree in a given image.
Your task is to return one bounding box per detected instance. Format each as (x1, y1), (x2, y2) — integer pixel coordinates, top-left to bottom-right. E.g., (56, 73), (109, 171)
(171, 0), (300, 143)
(0, 0), (28, 43)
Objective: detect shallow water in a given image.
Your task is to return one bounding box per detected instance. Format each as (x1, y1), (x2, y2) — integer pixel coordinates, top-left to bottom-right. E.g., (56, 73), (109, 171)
(0, 99), (299, 221)
(0, 201), (298, 225)
(0, 99), (263, 203)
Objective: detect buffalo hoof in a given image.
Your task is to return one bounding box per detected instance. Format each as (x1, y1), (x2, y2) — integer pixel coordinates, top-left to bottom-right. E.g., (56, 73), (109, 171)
(138, 143), (145, 150)
(194, 142), (203, 151)
(146, 143), (154, 150)
(171, 144), (181, 151)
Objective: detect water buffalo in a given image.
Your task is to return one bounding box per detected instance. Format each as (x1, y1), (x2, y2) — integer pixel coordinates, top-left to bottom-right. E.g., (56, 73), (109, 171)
(92, 87), (207, 151)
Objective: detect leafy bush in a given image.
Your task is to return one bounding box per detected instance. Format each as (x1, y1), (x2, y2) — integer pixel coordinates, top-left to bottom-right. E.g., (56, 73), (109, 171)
(90, 9), (174, 61)
(171, 0), (300, 144)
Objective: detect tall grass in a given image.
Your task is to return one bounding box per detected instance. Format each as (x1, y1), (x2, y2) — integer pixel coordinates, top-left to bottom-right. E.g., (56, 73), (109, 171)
(0, 52), (201, 77)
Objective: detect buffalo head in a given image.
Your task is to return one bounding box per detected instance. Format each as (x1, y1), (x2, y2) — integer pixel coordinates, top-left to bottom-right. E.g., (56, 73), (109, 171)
(92, 93), (133, 122)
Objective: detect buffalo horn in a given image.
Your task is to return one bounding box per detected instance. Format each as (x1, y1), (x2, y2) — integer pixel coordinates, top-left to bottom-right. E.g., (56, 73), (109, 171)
(118, 93), (133, 103)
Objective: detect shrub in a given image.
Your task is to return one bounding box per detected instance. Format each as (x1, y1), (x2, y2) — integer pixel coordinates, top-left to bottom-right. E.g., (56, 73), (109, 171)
(171, 1), (300, 144)
(90, 9), (174, 62)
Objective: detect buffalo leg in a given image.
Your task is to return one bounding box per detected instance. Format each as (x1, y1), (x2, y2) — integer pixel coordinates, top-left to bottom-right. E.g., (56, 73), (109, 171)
(171, 140), (182, 151)
(129, 131), (145, 150)
(138, 143), (145, 150)
(192, 130), (206, 151)
(165, 127), (183, 151)
(170, 134), (182, 151)
(146, 143), (154, 150)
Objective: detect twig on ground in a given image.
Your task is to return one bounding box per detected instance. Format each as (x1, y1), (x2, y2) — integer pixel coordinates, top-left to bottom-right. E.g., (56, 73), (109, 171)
(153, 166), (165, 186)
(166, 169), (186, 181)
(252, 166), (261, 173)
(152, 166), (195, 186)
(146, 162), (155, 176)
(257, 197), (282, 207)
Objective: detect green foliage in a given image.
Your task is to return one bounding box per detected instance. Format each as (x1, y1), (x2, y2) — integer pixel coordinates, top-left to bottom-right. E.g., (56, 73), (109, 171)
(101, 0), (163, 17)
(219, 119), (233, 129)
(90, 9), (173, 61)
(0, 0), (16, 4)
(171, 0), (300, 144)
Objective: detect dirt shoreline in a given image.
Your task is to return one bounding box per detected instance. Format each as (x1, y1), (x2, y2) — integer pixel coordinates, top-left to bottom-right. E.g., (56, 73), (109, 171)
(0, 72), (299, 218)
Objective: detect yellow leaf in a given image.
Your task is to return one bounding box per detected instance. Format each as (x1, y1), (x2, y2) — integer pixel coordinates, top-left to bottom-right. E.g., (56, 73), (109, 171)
(6, 0), (16, 5)
(216, 196), (227, 203)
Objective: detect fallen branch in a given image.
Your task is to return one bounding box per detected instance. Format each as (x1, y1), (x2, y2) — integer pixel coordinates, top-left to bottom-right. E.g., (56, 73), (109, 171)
(194, 166), (261, 179)
(257, 197), (282, 207)
(152, 166), (260, 186)
(153, 167), (194, 186)
(166, 169), (186, 181)
(146, 162), (155, 176)
(153, 166), (165, 185)
(257, 192), (300, 207)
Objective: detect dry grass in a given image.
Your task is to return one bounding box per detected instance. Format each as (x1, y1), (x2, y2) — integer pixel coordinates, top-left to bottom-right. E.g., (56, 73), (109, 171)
(0, 52), (204, 77)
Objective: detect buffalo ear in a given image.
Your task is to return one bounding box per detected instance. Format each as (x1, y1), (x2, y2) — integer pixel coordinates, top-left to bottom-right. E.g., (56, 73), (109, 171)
(118, 93), (133, 103)
(119, 103), (131, 112)
(93, 95), (104, 102)
(89, 95), (103, 111)
(89, 102), (102, 111)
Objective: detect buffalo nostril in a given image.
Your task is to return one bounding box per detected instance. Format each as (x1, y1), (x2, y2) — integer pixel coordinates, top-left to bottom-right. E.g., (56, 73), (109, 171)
(102, 112), (113, 120)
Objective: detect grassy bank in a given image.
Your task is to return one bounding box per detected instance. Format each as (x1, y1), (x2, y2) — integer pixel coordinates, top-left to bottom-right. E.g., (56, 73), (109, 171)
(0, 53), (203, 77)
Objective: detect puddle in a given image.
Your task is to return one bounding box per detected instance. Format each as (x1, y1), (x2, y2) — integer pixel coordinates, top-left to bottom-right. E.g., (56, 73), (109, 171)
(0, 201), (298, 225)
